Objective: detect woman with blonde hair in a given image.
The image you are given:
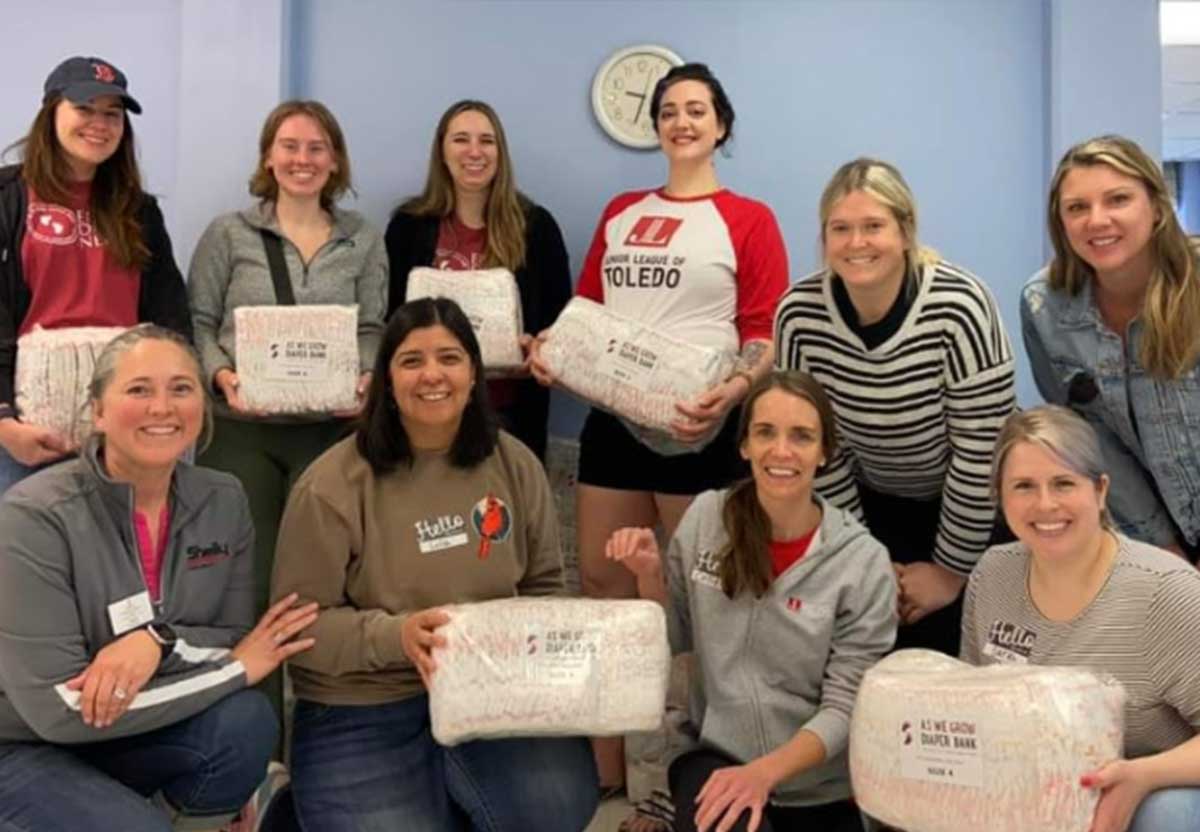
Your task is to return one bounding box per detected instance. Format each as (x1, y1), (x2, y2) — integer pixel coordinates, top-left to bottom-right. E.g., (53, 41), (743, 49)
(385, 99), (570, 460)
(962, 405), (1200, 832)
(0, 324), (316, 831)
(774, 157), (1016, 657)
(1022, 134), (1200, 563)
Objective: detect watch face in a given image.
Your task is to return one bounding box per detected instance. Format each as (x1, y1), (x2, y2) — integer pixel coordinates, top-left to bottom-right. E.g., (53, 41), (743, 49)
(592, 45), (683, 149)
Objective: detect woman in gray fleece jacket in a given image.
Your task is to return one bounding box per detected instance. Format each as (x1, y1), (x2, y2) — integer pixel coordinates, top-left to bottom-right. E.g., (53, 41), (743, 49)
(608, 370), (897, 832)
(0, 325), (316, 830)
(187, 101), (387, 720)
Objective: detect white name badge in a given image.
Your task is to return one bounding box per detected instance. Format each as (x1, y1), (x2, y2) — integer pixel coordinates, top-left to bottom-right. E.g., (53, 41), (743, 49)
(108, 591), (154, 636)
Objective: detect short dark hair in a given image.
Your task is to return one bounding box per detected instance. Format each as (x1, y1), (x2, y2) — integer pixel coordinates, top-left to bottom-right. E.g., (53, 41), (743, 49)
(649, 62), (736, 150)
(356, 297), (497, 473)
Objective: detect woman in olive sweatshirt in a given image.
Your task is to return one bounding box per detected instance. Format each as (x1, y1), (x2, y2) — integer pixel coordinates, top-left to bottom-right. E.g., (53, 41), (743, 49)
(271, 298), (597, 832)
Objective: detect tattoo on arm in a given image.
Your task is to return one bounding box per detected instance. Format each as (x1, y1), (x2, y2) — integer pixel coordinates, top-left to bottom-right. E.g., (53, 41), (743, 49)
(731, 340), (770, 377)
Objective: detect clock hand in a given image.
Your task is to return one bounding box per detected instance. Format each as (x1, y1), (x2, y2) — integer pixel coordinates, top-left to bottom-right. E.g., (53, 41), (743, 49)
(624, 91), (646, 101)
(633, 70), (655, 124)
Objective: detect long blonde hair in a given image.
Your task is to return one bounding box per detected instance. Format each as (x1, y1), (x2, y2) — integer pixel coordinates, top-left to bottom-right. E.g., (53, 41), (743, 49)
(398, 100), (528, 272)
(818, 157), (939, 276)
(1047, 135), (1200, 379)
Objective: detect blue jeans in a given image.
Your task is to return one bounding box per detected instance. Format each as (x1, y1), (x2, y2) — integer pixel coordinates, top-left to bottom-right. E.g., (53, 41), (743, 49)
(290, 695), (599, 832)
(0, 689), (276, 832)
(1129, 786), (1200, 832)
(0, 445), (50, 496)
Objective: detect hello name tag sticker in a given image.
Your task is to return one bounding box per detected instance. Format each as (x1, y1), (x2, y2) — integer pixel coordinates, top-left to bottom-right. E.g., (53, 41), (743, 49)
(108, 591), (154, 636)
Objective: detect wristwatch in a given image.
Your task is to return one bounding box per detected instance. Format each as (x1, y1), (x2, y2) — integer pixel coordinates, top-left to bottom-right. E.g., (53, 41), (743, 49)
(145, 622), (178, 657)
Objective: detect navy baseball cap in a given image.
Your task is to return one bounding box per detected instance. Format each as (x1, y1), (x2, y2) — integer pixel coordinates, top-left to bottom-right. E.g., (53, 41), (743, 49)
(43, 56), (142, 114)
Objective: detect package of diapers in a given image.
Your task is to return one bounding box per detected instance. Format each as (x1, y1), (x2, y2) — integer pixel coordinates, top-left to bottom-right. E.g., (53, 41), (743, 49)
(428, 597), (670, 745)
(540, 297), (735, 454)
(406, 267), (524, 374)
(850, 649), (1125, 832)
(234, 305), (359, 414)
(15, 325), (127, 445)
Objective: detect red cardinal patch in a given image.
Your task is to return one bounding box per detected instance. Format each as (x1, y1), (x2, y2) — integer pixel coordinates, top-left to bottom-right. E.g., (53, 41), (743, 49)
(93, 62), (116, 83)
(471, 494), (512, 560)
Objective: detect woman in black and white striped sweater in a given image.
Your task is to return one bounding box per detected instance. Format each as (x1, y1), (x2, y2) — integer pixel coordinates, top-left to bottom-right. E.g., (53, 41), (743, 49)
(774, 158), (1016, 656)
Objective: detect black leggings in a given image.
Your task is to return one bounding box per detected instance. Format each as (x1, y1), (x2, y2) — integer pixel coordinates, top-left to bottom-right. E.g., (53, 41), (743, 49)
(668, 748), (863, 832)
(858, 484), (963, 656)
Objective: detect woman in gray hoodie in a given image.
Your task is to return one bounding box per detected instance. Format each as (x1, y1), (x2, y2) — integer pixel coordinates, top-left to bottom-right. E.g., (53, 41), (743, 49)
(187, 100), (387, 719)
(608, 370), (897, 832)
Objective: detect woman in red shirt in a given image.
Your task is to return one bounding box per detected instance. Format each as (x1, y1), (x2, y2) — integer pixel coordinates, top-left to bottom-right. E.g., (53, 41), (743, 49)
(0, 55), (191, 494)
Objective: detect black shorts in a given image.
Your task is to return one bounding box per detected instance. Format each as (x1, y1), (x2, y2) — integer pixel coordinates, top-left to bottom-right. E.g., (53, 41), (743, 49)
(576, 408), (746, 495)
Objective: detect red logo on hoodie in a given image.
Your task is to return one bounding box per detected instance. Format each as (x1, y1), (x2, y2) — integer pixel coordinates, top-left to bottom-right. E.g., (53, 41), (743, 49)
(786, 597), (803, 612)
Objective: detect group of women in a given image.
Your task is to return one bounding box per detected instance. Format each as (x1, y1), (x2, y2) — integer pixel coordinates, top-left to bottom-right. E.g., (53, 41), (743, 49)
(0, 52), (1196, 832)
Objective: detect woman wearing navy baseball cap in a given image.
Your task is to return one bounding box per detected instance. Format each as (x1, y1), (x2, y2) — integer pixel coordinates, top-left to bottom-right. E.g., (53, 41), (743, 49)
(0, 56), (192, 494)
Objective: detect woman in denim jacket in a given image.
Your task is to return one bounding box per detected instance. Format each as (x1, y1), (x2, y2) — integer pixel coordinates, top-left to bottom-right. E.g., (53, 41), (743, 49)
(1021, 135), (1200, 561)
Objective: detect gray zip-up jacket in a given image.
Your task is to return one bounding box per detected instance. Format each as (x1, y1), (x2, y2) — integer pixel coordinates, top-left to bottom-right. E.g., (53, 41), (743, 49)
(667, 489), (897, 806)
(187, 202), (388, 409)
(0, 441), (254, 744)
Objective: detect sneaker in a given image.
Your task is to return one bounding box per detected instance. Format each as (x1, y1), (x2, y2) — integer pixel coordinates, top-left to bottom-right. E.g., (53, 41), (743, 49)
(221, 762), (290, 832)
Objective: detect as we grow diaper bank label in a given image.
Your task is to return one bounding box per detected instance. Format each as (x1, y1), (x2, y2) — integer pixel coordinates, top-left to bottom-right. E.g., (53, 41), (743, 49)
(898, 711), (983, 787)
(522, 627), (599, 686)
(261, 339), (332, 382)
(596, 338), (659, 387)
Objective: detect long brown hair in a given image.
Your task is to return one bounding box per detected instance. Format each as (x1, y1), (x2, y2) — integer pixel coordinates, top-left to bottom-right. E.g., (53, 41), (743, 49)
(719, 371), (838, 599)
(1047, 135), (1200, 379)
(398, 100), (528, 271)
(11, 94), (147, 269)
(248, 100), (353, 212)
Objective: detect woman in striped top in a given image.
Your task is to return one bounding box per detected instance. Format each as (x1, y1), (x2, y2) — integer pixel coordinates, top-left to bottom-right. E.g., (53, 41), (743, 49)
(962, 406), (1200, 832)
(774, 158), (1015, 656)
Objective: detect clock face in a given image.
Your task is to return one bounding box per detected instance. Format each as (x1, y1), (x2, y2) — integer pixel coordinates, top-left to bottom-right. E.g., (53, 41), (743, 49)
(591, 45), (684, 149)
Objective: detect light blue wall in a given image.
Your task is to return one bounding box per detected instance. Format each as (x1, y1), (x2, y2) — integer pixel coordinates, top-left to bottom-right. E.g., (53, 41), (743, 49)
(0, 1), (183, 214)
(0, 0), (1163, 434)
(1049, 0), (1164, 165)
(0, 0), (286, 267)
(291, 0), (1160, 430)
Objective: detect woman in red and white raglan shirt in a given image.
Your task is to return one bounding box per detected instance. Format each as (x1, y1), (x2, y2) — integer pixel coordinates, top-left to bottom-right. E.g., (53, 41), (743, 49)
(533, 61), (788, 815)
(0, 56), (191, 494)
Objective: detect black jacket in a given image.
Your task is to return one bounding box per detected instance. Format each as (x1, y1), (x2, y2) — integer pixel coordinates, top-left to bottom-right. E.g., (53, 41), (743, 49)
(384, 202), (571, 460)
(0, 164), (192, 419)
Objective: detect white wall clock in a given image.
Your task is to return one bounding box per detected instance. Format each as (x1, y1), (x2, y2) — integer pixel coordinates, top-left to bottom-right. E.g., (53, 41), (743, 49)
(591, 44), (684, 149)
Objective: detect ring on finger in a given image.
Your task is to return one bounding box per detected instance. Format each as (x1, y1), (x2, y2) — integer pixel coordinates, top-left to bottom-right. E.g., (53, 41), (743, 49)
(113, 687), (128, 701)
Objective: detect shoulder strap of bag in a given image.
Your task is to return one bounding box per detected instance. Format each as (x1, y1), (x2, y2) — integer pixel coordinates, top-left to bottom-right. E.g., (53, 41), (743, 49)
(259, 229), (296, 306)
